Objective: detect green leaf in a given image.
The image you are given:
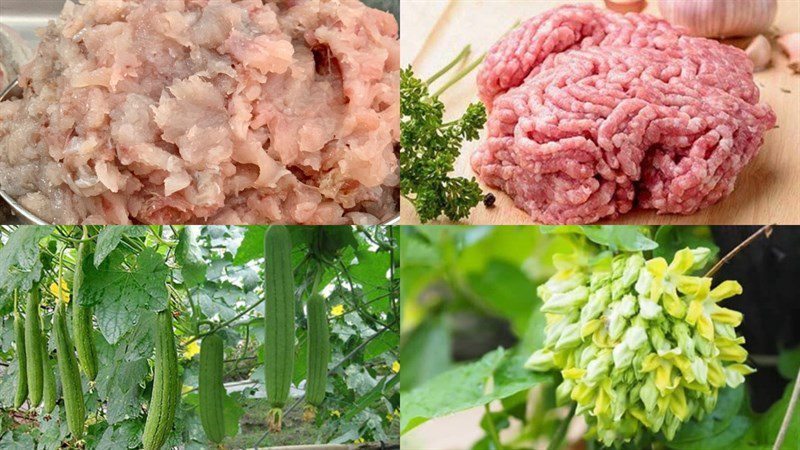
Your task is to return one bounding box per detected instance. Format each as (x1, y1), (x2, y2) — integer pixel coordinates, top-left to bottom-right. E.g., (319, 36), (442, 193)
(351, 248), (390, 289)
(401, 348), (547, 435)
(222, 391), (246, 438)
(175, 226), (206, 287)
(654, 226), (719, 262)
(668, 386), (748, 449)
(0, 431), (37, 449)
(740, 382), (800, 450)
(541, 225), (657, 252)
(79, 248), (169, 344)
(464, 260), (538, 337)
(342, 374), (399, 421)
(317, 226), (359, 259)
(183, 391), (245, 438)
(778, 346), (800, 380)
(95, 420), (146, 450)
(456, 226), (543, 273)
(94, 225), (146, 266)
(232, 225), (267, 265)
(401, 316), (452, 392)
(364, 331), (399, 361)
(0, 226), (52, 294)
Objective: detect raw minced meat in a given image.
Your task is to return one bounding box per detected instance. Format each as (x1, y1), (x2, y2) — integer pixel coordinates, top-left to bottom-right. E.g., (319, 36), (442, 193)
(0, 24), (33, 90)
(472, 5), (776, 224)
(0, 0), (399, 224)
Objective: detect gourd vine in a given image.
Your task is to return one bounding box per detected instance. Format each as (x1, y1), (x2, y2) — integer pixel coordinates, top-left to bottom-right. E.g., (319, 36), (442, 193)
(0, 225), (399, 449)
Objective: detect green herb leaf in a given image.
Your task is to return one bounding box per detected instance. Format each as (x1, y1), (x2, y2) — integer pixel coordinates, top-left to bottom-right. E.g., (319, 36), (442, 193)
(400, 67), (486, 223)
(401, 348), (548, 435)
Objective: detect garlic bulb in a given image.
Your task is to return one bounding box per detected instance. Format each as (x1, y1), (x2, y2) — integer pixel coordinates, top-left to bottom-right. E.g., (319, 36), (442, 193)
(658, 0), (777, 38)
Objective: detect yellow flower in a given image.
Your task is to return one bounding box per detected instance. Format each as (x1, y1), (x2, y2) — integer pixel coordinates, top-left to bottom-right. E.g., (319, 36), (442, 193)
(707, 359), (727, 388)
(562, 367), (586, 380)
(642, 248), (708, 319)
(685, 279), (742, 341)
(331, 304), (345, 317)
(182, 340), (200, 359)
(643, 257), (668, 301)
(668, 248), (696, 275)
(330, 410), (341, 418)
(668, 387), (690, 421)
(391, 361), (400, 373)
(354, 437), (365, 444)
(50, 280), (70, 303)
(580, 319), (602, 338)
(715, 336), (748, 363)
(724, 363), (756, 387)
(593, 378), (614, 417)
(641, 350), (692, 394)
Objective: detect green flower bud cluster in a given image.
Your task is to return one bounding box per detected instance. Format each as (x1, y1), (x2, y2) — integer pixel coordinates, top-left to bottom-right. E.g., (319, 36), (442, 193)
(526, 248), (754, 446)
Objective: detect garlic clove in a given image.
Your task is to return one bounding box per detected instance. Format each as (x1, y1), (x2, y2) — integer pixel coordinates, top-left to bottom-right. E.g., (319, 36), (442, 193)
(604, 0), (647, 14)
(745, 35), (772, 72)
(777, 32), (800, 74)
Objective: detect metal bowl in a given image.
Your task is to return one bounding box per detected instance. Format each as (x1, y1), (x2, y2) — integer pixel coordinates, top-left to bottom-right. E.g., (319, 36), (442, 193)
(0, 78), (49, 224)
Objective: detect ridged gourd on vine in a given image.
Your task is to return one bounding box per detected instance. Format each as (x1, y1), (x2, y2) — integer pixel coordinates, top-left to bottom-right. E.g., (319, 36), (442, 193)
(142, 310), (180, 450)
(199, 332), (226, 444)
(264, 225), (296, 433)
(304, 294), (331, 422)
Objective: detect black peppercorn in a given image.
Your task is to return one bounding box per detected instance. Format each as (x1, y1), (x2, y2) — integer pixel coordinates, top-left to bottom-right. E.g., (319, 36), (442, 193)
(483, 193), (496, 208)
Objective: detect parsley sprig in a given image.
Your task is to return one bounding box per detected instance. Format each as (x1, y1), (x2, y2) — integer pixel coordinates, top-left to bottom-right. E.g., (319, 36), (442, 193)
(400, 46), (487, 223)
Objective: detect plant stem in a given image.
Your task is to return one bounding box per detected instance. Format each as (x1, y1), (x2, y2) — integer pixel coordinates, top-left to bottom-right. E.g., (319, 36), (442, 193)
(484, 404), (503, 449)
(773, 366), (800, 450)
(185, 298), (263, 345)
(229, 325), (250, 376)
(430, 19), (520, 98)
(547, 403), (576, 450)
(426, 45), (471, 85)
(432, 52), (486, 98)
(705, 225), (773, 277)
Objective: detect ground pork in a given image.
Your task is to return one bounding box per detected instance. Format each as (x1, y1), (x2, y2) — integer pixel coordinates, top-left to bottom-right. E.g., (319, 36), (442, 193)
(0, 0), (399, 225)
(0, 24), (33, 90)
(472, 5), (776, 224)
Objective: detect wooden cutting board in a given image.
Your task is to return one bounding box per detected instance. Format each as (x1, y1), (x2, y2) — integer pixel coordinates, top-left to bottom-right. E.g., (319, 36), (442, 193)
(400, 0), (800, 225)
